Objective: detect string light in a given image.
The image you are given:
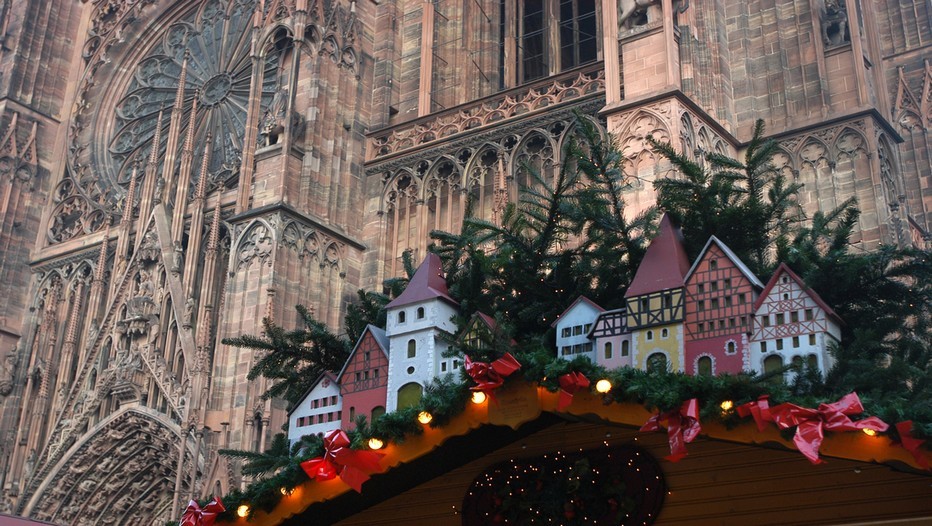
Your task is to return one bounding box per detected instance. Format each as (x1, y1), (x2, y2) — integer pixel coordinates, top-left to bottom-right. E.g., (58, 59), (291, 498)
(279, 486), (292, 496)
(236, 505), (250, 518)
(720, 400), (734, 413)
(471, 391), (487, 404)
(595, 379), (612, 393)
(862, 428), (876, 437)
(368, 437), (385, 450)
(417, 411), (433, 424)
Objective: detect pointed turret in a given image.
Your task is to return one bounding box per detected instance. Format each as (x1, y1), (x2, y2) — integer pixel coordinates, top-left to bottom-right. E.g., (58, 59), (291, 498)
(625, 214), (690, 298)
(138, 111), (165, 227)
(386, 252), (458, 309)
(161, 52), (190, 191)
(183, 135), (213, 297)
(172, 92), (199, 242)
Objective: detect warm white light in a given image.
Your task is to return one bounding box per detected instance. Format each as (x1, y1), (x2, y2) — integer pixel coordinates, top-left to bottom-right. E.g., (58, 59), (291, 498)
(595, 379), (612, 394)
(862, 428), (877, 437)
(417, 411), (433, 424)
(368, 437), (384, 450)
(236, 505), (250, 518)
(471, 391), (487, 404)
(279, 486), (292, 496)
(720, 400), (734, 412)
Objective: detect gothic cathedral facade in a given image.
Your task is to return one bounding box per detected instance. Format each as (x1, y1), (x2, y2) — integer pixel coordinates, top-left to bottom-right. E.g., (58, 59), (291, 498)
(0, 0), (928, 523)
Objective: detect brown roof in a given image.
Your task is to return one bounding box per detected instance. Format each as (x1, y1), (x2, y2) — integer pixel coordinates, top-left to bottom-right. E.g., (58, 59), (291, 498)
(386, 253), (458, 309)
(625, 214), (691, 298)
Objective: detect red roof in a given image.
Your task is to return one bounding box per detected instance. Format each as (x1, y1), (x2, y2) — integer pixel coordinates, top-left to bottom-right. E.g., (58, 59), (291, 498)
(624, 214), (690, 298)
(753, 263), (843, 325)
(386, 253), (459, 309)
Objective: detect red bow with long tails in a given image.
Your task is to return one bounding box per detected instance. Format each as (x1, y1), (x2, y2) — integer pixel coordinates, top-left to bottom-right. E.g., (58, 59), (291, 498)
(179, 496), (224, 526)
(769, 392), (888, 464)
(557, 371), (590, 411)
(465, 353), (521, 394)
(300, 429), (384, 492)
(639, 398), (701, 462)
(895, 421), (930, 470)
(737, 395), (774, 432)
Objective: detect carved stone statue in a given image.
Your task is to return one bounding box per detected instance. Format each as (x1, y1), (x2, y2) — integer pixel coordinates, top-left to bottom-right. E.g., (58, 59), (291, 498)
(183, 297), (196, 330)
(147, 315), (161, 344)
(820, 0), (848, 47)
(0, 347), (18, 397)
(260, 86), (289, 147)
(619, 0), (659, 28)
(24, 449), (36, 479)
(154, 176), (166, 203)
(87, 319), (100, 345)
(618, 0), (688, 29)
(171, 241), (184, 274)
(137, 270), (154, 298)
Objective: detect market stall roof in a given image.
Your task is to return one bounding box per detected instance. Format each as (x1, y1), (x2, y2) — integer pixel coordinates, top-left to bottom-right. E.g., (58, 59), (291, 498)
(221, 382), (932, 526)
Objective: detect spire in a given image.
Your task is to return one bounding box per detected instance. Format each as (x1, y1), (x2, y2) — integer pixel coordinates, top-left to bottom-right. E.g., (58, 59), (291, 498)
(122, 162), (139, 225)
(148, 111), (165, 167)
(625, 214), (690, 298)
(174, 52), (189, 111)
(207, 192), (222, 251)
(183, 93), (199, 154)
(386, 253), (458, 309)
(94, 219), (112, 283)
(194, 133), (213, 201)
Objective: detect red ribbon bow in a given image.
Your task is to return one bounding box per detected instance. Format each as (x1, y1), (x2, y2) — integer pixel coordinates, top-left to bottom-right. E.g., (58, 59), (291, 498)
(737, 395), (774, 432)
(300, 429), (384, 492)
(769, 392), (889, 464)
(640, 398), (701, 462)
(895, 421), (930, 470)
(465, 353), (521, 394)
(179, 496), (224, 526)
(556, 371), (590, 411)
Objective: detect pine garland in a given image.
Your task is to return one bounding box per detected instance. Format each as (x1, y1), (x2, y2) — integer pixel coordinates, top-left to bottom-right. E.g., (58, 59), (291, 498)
(216, 349), (927, 521)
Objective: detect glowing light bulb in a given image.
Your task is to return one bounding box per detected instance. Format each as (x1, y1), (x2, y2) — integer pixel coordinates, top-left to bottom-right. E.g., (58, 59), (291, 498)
(279, 486), (292, 496)
(471, 391), (487, 404)
(368, 437), (384, 450)
(595, 379), (612, 393)
(417, 411), (433, 424)
(236, 505), (250, 518)
(720, 400), (734, 412)
(862, 428), (876, 437)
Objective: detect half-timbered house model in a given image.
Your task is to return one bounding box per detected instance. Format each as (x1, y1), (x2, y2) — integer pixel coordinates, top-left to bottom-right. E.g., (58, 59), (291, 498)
(335, 325), (390, 430)
(683, 236), (765, 376)
(588, 307), (633, 370)
(623, 215), (691, 373)
(751, 263), (844, 380)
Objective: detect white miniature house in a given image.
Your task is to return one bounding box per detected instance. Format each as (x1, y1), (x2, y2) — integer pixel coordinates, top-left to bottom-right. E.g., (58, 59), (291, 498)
(384, 253), (460, 412)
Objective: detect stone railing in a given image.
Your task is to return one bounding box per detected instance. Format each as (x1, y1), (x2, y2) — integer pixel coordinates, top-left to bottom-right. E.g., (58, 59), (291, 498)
(366, 64), (605, 162)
